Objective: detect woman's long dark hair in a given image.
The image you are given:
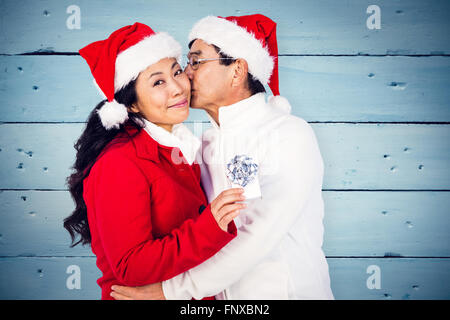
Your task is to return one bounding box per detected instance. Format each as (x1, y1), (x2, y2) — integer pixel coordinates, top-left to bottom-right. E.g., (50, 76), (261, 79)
(64, 79), (145, 247)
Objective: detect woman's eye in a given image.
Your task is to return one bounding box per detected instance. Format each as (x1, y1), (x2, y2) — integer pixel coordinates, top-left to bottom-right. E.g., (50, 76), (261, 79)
(153, 80), (164, 86)
(175, 69), (183, 76)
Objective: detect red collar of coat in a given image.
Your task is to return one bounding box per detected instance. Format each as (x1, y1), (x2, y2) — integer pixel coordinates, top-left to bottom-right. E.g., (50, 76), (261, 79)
(124, 125), (161, 164)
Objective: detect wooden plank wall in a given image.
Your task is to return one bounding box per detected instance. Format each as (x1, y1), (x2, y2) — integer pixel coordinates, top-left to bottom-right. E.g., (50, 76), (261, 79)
(0, 0), (449, 300)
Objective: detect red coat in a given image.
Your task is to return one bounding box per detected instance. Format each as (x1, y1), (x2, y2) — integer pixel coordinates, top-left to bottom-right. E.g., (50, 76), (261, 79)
(83, 126), (237, 300)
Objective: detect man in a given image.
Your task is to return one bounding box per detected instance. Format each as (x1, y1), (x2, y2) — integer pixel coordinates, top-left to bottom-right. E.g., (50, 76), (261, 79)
(111, 14), (334, 300)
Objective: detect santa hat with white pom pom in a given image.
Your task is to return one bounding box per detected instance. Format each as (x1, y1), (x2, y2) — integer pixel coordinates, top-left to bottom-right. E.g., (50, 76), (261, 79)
(79, 22), (182, 130)
(189, 14), (291, 113)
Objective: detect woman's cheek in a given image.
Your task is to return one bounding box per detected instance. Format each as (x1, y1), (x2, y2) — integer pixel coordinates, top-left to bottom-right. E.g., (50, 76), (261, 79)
(151, 88), (168, 110)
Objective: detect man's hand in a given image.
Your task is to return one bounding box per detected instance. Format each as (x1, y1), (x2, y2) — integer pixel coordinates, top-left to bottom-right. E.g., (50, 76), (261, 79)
(110, 282), (166, 300)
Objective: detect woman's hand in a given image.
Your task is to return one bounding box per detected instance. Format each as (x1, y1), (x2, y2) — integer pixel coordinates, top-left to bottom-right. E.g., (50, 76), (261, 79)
(210, 188), (246, 232)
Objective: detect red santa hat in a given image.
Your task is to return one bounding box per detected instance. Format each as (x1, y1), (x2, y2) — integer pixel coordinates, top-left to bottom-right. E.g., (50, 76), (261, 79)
(189, 14), (291, 111)
(79, 22), (182, 129)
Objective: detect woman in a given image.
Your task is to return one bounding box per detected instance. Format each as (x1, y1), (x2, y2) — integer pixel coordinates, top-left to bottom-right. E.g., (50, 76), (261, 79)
(63, 22), (246, 300)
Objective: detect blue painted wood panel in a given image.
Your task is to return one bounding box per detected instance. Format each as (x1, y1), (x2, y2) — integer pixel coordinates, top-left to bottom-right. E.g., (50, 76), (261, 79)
(0, 190), (449, 257)
(328, 258), (450, 300)
(1, 55), (449, 123)
(0, 257), (449, 300)
(0, 123), (448, 190)
(0, 0), (449, 55)
(0, 0), (448, 300)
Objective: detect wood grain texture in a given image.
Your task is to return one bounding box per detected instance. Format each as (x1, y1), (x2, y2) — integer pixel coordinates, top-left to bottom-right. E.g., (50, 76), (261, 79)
(1, 55), (449, 123)
(0, 123), (448, 190)
(0, 0), (449, 300)
(0, 0), (449, 55)
(0, 257), (448, 299)
(0, 190), (449, 257)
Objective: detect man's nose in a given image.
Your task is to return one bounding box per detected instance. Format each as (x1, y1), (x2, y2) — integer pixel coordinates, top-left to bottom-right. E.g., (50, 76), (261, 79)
(184, 64), (194, 80)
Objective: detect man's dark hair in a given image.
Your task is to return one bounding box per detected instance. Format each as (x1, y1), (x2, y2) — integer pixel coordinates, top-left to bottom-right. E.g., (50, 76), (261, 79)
(189, 39), (266, 95)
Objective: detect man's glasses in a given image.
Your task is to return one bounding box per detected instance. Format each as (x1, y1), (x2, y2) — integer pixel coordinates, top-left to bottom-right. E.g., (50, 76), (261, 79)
(185, 55), (235, 70)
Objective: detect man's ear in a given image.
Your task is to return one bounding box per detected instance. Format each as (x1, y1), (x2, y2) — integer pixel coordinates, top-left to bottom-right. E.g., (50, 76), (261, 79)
(231, 58), (248, 88)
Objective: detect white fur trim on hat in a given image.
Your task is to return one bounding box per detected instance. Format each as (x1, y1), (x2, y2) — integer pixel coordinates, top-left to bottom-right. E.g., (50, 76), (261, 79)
(268, 95), (292, 114)
(97, 99), (129, 130)
(189, 16), (274, 85)
(114, 32), (182, 92)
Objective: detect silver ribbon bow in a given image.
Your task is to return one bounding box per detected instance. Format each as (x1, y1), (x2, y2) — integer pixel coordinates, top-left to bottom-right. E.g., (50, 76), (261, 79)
(226, 155), (259, 187)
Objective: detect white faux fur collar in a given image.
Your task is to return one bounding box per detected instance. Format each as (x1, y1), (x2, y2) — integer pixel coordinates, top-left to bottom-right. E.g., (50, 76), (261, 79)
(142, 119), (201, 165)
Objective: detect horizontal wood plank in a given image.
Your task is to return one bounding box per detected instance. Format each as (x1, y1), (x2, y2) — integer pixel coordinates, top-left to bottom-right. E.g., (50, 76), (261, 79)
(0, 123), (448, 190)
(328, 257), (450, 300)
(0, 0), (449, 55)
(0, 257), (448, 299)
(0, 191), (448, 257)
(1, 55), (449, 123)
